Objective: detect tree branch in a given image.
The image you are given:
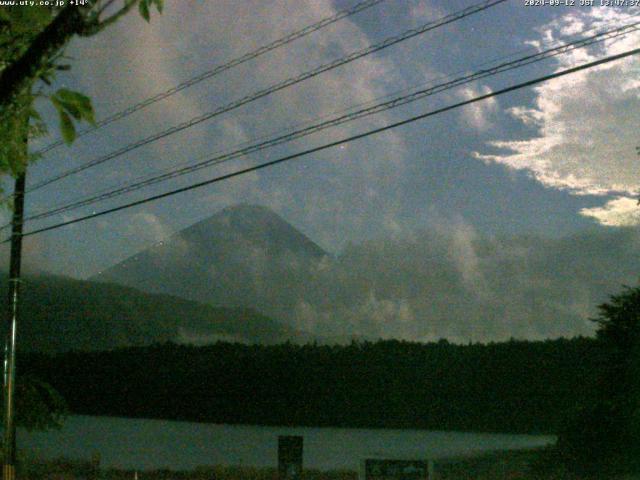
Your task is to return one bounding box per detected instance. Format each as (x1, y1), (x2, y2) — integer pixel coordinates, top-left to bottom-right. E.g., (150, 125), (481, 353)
(0, 6), (87, 111)
(0, 1), (143, 109)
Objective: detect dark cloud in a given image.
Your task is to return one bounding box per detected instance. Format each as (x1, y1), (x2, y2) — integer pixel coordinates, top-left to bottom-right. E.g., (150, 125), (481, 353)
(287, 223), (640, 342)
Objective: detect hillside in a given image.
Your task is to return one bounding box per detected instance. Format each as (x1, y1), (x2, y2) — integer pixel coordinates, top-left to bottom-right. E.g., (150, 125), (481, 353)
(0, 273), (311, 353)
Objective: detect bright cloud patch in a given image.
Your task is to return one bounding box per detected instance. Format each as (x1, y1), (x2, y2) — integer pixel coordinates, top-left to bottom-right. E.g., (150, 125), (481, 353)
(474, 8), (640, 225)
(580, 196), (640, 226)
(459, 84), (497, 131)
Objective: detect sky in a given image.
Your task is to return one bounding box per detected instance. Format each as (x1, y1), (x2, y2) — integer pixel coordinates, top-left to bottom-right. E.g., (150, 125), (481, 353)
(3, 0), (640, 341)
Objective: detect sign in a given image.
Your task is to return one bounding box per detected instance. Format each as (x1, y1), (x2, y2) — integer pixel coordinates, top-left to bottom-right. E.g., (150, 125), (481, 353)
(363, 459), (430, 480)
(278, 436), (303, 480)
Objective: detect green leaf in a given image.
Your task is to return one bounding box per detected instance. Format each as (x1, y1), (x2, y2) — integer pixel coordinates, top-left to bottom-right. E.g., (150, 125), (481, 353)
(59, 110), (76, 145)
(55, 88), (96, 126)
(83, 104), (96, 126)
(56, 88), (90, 108)
(60, 99), (82, 120)
(139, 0), (150, 22)
(154, 0), (164, 13)
(52, 94), (81, 120)
(50, 95), (63, 112)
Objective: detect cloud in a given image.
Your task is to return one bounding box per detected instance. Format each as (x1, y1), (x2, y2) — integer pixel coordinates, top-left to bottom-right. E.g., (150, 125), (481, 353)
(127, 212), (172, 244)
(290, 224), (640, 343)
(580, 196), (640, 226)
(53, 0), (417, 253)
(225, 216), (635, 343)
(123, 212), (192, 263)
(409, 0), (444, 23)
(473, 8), (640, 224)
(430, 215), (489, 298)
(459, 84), (497, 131)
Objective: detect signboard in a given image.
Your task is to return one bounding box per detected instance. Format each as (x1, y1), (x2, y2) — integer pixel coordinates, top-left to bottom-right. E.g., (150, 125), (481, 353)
(362, 459), (430, 480)
(278, 436), (303, 480)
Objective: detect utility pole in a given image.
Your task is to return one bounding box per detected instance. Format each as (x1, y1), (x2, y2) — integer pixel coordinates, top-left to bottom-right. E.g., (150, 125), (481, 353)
(3, 171), (26, 480)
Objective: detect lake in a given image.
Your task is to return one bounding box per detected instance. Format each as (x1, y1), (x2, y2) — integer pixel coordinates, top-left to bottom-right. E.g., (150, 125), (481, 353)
(19, 415), (555, 471)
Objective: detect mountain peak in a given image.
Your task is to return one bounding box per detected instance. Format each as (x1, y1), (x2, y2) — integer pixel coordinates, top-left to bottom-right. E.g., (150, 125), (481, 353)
(179, 204), (326, 259)
(93, 205), (328, 316)
(220, 203), (277, 216)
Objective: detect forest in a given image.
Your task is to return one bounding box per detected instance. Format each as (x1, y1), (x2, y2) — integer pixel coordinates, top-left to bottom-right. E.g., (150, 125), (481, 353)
(20, 337), (602, 434)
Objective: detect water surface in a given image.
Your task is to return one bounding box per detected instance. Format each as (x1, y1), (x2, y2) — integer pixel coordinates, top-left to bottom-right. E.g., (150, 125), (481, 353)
(19, 415), (555, 471)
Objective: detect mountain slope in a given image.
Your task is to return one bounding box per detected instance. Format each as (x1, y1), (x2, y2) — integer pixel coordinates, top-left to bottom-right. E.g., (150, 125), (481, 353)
(92, 204), (328, 319)
(0, 273), (311, 353)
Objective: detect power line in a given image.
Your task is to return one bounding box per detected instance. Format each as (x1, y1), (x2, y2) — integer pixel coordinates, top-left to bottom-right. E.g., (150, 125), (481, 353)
(29, 0), (506, 192)
(29, 45), (543, 212)
(25, 0), (507, 194)
(34, 0), (388, 156)
(5, 17), (637, 234)
(8, 46), (639, 242)
(14, 20), (640, 227)
(17, 20), (640, 226)
(32, 15), (635, 218)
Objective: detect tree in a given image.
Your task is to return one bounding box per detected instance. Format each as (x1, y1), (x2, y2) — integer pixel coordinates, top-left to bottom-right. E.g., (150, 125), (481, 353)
(14, 375), (67, 432)
(554, 284), (640, 477)
(0, 0), (163, 434)
(0, 0), (163, 189)
(592, 285), (640, 470)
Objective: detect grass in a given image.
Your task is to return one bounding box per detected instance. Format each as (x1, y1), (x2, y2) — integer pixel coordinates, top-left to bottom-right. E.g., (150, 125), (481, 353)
(17, 458), (357, 480)
(15, 450), (638, 480)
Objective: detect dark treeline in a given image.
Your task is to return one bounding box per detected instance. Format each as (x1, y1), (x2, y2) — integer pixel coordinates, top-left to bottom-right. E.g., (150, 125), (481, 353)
(20, 337), (601, 434)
